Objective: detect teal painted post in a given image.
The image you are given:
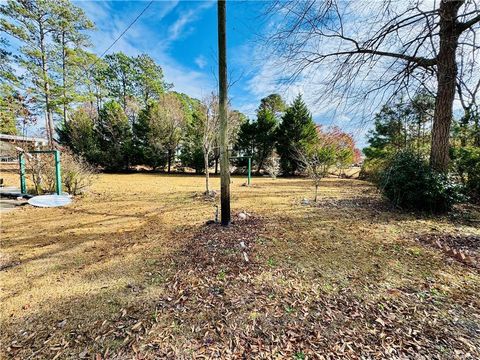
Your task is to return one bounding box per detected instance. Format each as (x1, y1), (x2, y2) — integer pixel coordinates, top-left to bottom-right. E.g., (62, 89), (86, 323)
(54, 150), (62, 195)
(19, 153), (26, 194)
(247, 157), (251, 186)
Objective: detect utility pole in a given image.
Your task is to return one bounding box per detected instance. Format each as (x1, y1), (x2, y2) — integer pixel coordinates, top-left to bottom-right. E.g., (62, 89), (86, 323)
(217, 0), (230, 226)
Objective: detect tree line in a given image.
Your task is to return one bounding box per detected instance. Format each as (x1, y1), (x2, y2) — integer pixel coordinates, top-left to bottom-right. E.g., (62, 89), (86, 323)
(0, 1), (360, 187)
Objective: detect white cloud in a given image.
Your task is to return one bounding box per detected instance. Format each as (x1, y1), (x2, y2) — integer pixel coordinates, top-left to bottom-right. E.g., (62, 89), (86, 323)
(167, 1), (214, 42)
(194, 55), (207, 69)
(76, 1), (215, 99)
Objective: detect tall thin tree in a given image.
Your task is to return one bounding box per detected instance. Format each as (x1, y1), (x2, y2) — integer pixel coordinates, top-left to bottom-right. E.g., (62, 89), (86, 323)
(217, 0), (230, 225)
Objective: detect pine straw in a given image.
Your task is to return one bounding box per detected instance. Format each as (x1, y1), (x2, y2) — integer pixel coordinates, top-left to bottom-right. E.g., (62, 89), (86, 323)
(131, 217), (480, 359)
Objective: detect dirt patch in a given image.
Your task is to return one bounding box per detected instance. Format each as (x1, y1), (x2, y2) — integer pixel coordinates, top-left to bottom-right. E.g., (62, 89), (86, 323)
(0, 253), (20, 271)
(417, 233), (480, 269)
(311, 195), (391, 211)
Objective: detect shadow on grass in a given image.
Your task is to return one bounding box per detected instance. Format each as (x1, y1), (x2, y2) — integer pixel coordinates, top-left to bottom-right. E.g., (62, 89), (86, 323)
(1, 176), (479, 358)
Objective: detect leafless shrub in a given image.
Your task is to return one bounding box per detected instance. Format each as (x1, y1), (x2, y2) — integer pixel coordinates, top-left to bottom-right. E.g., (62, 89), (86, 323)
(264, 153), (281, 179)
(26, 153), (55, 194)
(62, 151), (97, 195)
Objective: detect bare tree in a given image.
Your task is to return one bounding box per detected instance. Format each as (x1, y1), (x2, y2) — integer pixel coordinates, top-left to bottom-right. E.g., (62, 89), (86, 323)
(264, 151), (281, 179)
(200, 93), (220, 195)
(297, 142), (337, 202)
(263, 0), (480, 172)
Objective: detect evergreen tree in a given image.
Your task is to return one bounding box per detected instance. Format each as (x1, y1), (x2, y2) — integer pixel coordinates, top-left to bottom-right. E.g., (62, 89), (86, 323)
(133, 103), (167, 170)
(259, 93), (286, 115)
(133, 54), (169, 107)
(1, 0), (59, 144)
(276, 94), (317, 175)
(103, 53), (136, 112)
(96, 101), (132, 170)
(363, 93), (435, 161)
(57, 106), (97, 163)
(1, 0), (92, 145)
(52, 1), (93, 124)
(179, 108), (207, 174)
(254, 108), (278, 172)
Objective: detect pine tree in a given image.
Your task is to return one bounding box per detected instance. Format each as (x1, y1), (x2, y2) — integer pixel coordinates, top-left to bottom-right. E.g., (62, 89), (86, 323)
(97, 101), (132, 170)
(277, 94), (317, 175)
(52, 1), (93, 125)
(255, 108), (278, 172)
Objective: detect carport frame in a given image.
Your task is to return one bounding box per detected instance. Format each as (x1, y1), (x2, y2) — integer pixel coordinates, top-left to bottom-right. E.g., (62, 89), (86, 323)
(19, 150), (62, 195)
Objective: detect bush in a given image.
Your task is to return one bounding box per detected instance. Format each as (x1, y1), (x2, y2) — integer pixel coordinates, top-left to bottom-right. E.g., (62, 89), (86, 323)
(452, 146), (480, 204)
(359, 157), (388, 182)
(379, 150), (465, 212)
(62, 151), (97, 195)
(26, 153), (56, 194)
(26, 150), (96, 195)
(264, 153), (281, 179)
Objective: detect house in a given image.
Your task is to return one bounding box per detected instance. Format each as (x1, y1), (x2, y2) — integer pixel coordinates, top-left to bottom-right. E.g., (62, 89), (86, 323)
(0, 134), (49, 163)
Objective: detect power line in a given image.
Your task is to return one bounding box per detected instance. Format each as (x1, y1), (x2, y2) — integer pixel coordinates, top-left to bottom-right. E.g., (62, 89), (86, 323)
(97, 0), (154, 60)
(80, 0), (154, 77)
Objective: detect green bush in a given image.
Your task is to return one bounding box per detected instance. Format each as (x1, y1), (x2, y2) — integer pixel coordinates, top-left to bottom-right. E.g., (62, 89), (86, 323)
(452, 146), (480, 203)
(379, 150), (465, 212)
(359, 157), (388, 183)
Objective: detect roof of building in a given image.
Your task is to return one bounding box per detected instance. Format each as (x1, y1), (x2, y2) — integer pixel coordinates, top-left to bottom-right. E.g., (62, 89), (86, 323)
(0, 133), (48, 143)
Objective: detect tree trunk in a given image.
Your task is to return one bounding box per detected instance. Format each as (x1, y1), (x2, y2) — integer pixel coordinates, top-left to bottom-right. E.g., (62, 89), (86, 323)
(122, 77), (127, 112)
(39, 21), (54, 147)
(167, 149), (172, 173)
(218, 0), (230, 226)
(62, 32), (68, 125)
(430, 1), (461, 172)
(204, 150), (210, 194)
(314, 183), (318, 202)
(215, 156), (219, 174)
(474, 115), (480, 147)
(167, 150), (172, 174)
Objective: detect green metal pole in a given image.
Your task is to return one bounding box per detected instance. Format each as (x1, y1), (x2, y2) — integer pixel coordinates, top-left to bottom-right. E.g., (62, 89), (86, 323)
(247, 157), (251, 186)
(19, 153), (26, 194)
(54, 150), (62, 195)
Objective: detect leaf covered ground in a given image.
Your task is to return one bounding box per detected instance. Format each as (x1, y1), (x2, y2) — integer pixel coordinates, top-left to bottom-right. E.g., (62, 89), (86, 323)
(1, 174), (479, 359)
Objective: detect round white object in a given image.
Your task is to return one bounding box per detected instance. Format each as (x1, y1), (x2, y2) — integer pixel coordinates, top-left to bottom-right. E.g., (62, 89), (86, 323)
(28, 195), (72, 208)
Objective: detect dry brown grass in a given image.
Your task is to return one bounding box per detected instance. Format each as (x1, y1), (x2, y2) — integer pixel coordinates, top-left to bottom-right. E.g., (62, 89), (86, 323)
(1, 174), (479, 359)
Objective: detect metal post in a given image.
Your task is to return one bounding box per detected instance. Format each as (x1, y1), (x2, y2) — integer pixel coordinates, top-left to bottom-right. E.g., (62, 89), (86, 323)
(19, 153), (26, 194)
(247, 157), (251, 186)
(54, 150), (62, 195)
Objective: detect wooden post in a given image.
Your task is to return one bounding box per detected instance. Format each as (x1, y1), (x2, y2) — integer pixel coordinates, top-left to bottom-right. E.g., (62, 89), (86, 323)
(218, 0), (230, 225)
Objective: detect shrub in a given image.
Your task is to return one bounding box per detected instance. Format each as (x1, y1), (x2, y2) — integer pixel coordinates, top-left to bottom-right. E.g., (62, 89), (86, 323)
(452, 146), (480, 203)
(26, 153), (56, 194)
(359, 157), (388, 183)
(26, 150), (96, 195)
(62, 151), (97, 195)
(379, 150), (465, 212)
(264, 153), (281, 179)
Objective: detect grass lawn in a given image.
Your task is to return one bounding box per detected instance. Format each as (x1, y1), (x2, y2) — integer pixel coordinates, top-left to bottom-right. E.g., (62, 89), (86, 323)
(1, 173), (479, 359)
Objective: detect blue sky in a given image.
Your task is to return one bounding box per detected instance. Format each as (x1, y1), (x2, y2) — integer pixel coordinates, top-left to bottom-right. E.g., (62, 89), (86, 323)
(77, 1), (265, 114)
(74, 0), (368, 146)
